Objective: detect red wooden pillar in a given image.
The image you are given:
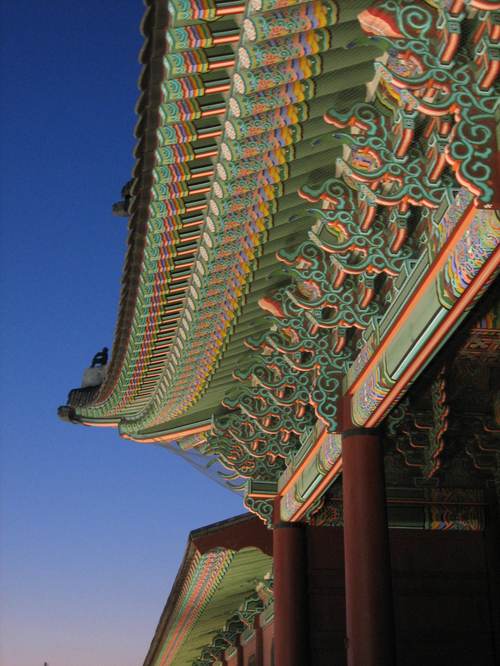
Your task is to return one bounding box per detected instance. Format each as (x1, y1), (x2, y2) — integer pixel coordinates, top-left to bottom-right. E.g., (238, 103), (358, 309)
(485, 489), (500, 658)
(223, 640), (242, 666)
(235, 638), (243, 666)
(254, 616), (264, 666)
(342, 428), (395, 666)
(273, 498), (309, 666)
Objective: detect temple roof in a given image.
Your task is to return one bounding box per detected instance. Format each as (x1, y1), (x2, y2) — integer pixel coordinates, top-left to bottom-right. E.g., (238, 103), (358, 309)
(60, 0), (499, 523)
(142, 513), (272, 666)
(61, 0), (381, 435)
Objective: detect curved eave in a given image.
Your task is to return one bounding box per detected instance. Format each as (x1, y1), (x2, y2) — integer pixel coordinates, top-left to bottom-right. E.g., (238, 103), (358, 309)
(87, 0), (170, 412)
(63, 0), (382, 432)
(143, 513), (272, 666)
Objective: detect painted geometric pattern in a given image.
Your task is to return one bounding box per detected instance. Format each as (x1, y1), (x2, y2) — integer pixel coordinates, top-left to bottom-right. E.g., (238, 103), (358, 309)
(154, 548), (234, 666)
(69, 0), (499, 498)
(192, 0), (500, 521)
(74, 0), (378, 428)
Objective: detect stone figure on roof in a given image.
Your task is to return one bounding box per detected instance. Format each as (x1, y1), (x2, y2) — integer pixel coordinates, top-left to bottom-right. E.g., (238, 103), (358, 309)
(112, 179), (133, 217)
(91, 347), (108, 368)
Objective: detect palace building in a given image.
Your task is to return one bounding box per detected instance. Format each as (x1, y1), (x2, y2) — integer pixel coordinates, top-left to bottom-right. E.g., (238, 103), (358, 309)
(59, 1), (500, 664)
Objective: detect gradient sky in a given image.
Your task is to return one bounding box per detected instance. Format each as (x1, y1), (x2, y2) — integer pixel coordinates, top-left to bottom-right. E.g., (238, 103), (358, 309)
(0, 4), (243, 665)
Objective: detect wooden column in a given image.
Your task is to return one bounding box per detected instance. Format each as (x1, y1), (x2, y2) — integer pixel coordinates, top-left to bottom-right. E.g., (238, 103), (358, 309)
(222, 641), (242, 666)
(485, 488), (500, 659)
(342, 428), (395, 666)
(273, 499), (309, 666)
(254, 616), (264, 666)
(235, 639), (243, 666)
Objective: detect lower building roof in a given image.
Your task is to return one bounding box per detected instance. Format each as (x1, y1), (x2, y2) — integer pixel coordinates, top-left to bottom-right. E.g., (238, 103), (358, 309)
(143, 513), (272, 666)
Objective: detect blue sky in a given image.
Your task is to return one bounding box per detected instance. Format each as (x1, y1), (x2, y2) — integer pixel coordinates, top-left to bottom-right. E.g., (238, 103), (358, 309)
(0, 3), (242, 665)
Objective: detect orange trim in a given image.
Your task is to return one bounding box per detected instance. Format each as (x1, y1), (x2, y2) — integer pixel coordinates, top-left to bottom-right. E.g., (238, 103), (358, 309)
(178, 234), (200, 244)
(348, 203), (477, 396)
(197, 149), (218, 159)
(279, 428), (328, 496)
(182, 219), (202, 229)
(365, 243), (500, 427)
(81, 421), (119, 428)
(391, 227), (407, 253)
(208, 59), (235, 70)
(291, 457), (343, 522)
(360, 287), (374, 309)
(175, 258), (195, 266)
(122, 423), (212, 444)
(190, 186), (211, 195)
(479, 61), (500, 90)
(428, 154), (446, 182)
(279, 210), (498, 523)
(208, 83), (231, 93)
(440, 32), (460, 64)
(213, 35), (240, 45)
(191, 166), (216, 176)
(199, 130), (222, 141)
(291, 483), (485, 523)
(248, 493), (276, 499)
(201, 108), (224, 118)
(215, 6), (245, 16)
(395, 128), (413, 158)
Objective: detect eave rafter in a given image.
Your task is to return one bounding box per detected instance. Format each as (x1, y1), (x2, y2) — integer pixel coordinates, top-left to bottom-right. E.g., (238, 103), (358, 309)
(142, 517), (272, 666)
(62, 0), (499, 524)
(65, 0), (382, 429)
(190, 0), (500, 523)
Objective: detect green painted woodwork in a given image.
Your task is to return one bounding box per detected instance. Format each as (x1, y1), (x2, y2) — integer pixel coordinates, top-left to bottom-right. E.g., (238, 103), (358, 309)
(155, 548), (271, 666)
(62, 0), (499, 523)
(64, 0), (378, 431)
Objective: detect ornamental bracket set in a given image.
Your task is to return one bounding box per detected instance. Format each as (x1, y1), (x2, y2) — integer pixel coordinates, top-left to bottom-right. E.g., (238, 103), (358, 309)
(59, 0), (500, 525)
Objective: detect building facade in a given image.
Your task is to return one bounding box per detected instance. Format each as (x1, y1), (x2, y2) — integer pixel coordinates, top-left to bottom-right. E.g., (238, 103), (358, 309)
(59, 1), (500, 664)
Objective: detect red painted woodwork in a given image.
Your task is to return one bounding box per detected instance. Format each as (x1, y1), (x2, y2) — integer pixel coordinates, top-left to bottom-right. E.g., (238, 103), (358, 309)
(261, 622), (273, 666)
(242, 648), (257, 666)
(390, 529), (497, 665)
(242, 618), (262, 666)
(307, 527), (346, 665)
(194, 514), (272, 556)
(485, 492), (500, 658)
(262, 525), (499, 665)
(341, 429), (395, 666)
(241, 632), (256, 665)
(273, 512), (308, 666)
(225, 641), (243, 666)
